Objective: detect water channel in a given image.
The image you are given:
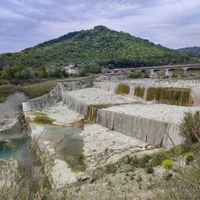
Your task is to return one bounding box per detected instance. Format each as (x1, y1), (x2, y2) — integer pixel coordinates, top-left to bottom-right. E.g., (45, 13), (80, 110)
(0, 121), (85, 172)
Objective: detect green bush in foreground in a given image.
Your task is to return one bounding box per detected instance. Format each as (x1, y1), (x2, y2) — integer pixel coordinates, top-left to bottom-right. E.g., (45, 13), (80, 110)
(162, 159), (173, 169)
(185, 152), (194, 164)
(180, 111), (200, 143)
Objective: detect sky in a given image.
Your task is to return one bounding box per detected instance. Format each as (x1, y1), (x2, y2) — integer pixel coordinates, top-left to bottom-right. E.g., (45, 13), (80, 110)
(1, 0), (200, 53)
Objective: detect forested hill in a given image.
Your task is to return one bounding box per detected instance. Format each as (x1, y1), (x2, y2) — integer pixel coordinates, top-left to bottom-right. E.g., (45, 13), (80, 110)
(177, 47), (200, 59)
(0, 26), (193, 74)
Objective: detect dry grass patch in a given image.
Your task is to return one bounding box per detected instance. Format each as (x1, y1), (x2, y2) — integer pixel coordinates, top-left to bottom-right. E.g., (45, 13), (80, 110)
(22, 80), (57, 99)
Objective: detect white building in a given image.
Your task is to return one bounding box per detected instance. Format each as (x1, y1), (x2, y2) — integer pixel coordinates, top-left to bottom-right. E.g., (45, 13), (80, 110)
(66, 65), (79, 74)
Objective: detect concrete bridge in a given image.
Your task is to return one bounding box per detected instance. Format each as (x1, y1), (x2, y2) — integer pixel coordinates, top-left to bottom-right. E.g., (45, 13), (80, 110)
(101, 63), (200, 78)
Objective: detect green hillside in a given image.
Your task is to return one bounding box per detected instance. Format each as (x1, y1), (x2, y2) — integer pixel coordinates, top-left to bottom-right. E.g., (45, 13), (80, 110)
(177, 46), (200, 59)
(0, 26), (193, 79)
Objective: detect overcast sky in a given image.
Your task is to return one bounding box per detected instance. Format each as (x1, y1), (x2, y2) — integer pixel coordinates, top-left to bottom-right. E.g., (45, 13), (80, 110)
(1, 0), (200, 53)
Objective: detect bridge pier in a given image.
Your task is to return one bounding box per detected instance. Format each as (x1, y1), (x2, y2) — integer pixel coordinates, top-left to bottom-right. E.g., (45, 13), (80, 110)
(183, 67), (189, 76)
(150, 69), (159, 78)
(165, 69), (174, 78)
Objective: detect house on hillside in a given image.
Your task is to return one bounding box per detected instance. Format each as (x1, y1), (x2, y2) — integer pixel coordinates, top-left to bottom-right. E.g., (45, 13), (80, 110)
(66, 64), (79, 74)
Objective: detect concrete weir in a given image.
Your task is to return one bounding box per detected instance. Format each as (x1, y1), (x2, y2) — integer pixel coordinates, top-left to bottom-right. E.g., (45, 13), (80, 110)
(20, 77), (200, 189)
(94, 79), (200, 106)
(96, 104), (200, 148)
(63, 88), (138, 120)
(22, 103), (85, 189)
(22, 100), (159, 188)
(63, 87), (200, 148)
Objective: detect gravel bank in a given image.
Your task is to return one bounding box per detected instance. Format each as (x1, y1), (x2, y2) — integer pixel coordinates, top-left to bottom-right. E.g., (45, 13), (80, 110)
(81, 124), (160, 171)
(42, 102), (83, 125)
(66, 88), (138, 105)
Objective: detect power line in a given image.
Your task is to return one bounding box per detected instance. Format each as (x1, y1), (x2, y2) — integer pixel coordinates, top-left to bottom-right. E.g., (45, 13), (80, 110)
(53, 0), (130, 36)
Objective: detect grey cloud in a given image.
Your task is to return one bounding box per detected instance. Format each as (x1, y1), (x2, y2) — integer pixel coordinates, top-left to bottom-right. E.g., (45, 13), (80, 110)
(0, 0), (200, 53)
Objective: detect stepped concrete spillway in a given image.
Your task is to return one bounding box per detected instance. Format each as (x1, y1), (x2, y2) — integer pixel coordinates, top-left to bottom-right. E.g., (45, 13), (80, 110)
(96, 104), (200, 148)
(63, 88), (138, 119)
(94, 79), (200, 106)
(62, 87), (200, 148)
(23, 101), (159, 188)
(20, 77), (200, 189)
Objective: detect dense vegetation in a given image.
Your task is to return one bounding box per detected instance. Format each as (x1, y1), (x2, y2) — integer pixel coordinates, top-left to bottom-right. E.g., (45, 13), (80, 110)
(180, 111), (200, 143)
(178, 46), (200, 59)
(0, 26), (194, 80)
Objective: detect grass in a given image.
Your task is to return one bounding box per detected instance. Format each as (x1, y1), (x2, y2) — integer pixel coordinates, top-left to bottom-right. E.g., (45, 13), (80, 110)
(100, 143), (200, 176)
(185, 152), (195, 164)
(0, 141), (199, 199)
(0, 80), (57, 103)
(61, 152), (86, 173)
(180, 111), (200, 143)
(22, 80), (57, 99)
(153, 152), (200, 200)
(0, 138), (53, 200)
(162, 159), (173, 169)
(33, 112), (55, 125)
(0, 76), (95, 103)
(0, 161), (53, 200)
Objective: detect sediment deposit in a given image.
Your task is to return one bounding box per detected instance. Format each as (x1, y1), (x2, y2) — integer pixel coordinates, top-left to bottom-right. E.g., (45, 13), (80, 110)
(81, 124), (160, 172)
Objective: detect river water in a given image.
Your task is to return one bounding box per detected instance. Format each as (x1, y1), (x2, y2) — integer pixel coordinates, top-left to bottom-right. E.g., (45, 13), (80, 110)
(40, 124), (84, 171)
(0, 136), (30, 161)
(0, 124), (84, 172)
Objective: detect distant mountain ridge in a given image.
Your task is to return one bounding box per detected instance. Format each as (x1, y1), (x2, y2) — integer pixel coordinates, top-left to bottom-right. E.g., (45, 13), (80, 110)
(0, 25), (193, 74)
(177, 46), (200, 59)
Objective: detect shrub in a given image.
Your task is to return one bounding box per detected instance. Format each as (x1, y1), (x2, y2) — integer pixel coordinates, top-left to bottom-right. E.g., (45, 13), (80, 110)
(154, 154), (200, 200)
(128, 71), (143, 79)
(180, 111), (200, 144)
(146, 164), (154, 174)
(185, 152), (194, 164)
(105, 164), (118, 174)
(162, 159), (173, 169)
(128, 71), (149, 79)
